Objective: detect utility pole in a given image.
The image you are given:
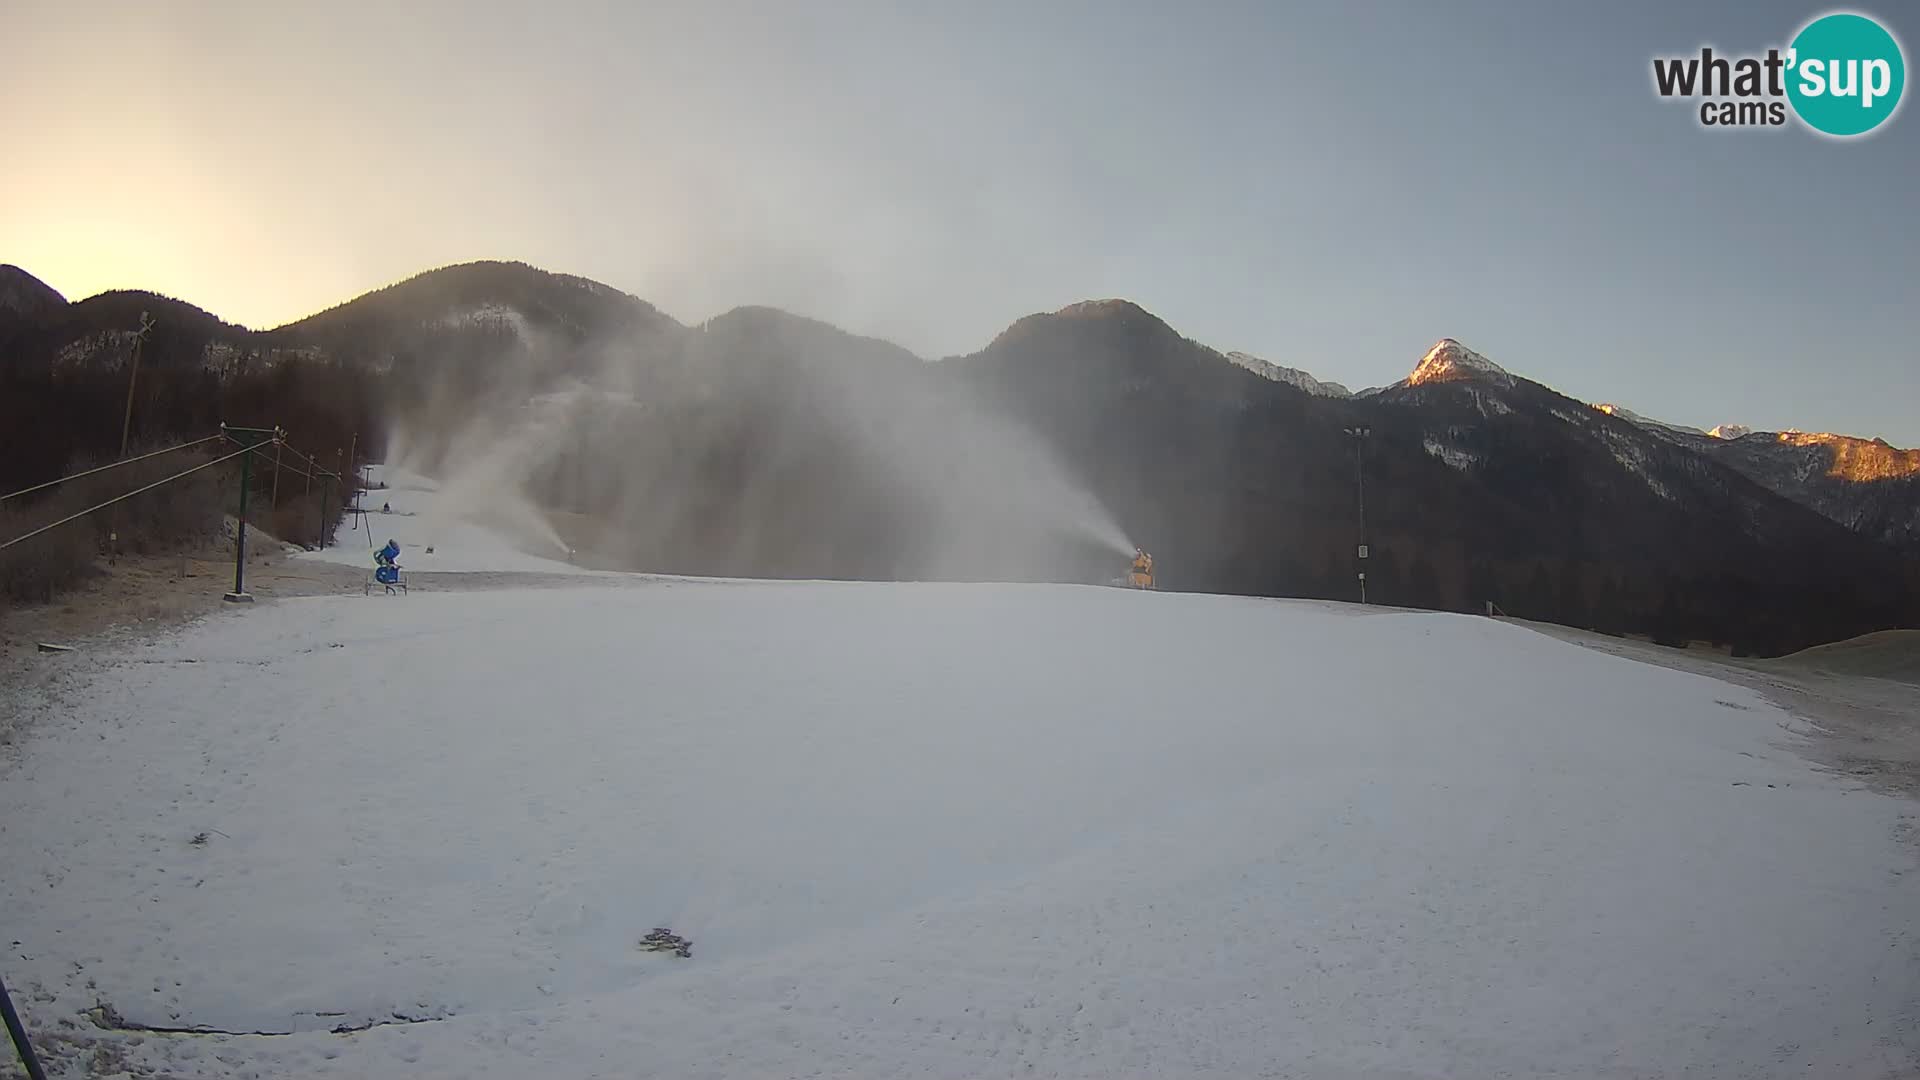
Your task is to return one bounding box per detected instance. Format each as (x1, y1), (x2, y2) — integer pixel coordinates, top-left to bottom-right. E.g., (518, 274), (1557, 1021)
(301, 438), (316, 546)
(108, 311), (157, 563)
(1344, 425), (1372, 604)
(119, 311), (155, 459)
(222, 425), (279, 603)
(322, 448), (342, 550)
(318, 469), (332, 550)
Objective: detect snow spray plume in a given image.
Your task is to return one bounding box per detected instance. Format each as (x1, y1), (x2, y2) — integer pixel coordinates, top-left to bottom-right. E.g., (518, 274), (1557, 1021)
(377, 312), (596, 559)
(381, 293), (1132, 581)
(587, 307), (1137, 582)
(386, 382), (650, 559)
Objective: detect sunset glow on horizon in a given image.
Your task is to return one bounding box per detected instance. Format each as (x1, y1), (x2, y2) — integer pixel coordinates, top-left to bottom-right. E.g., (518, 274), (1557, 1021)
(4, 0), (1916, 442)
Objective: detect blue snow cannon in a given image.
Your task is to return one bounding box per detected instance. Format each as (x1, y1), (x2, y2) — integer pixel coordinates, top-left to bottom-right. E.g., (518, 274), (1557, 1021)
(370, 539), (405, 593)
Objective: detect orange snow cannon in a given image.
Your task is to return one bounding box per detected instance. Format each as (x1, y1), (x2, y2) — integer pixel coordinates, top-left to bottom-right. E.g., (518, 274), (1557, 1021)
(1128, 548), (1155, 590)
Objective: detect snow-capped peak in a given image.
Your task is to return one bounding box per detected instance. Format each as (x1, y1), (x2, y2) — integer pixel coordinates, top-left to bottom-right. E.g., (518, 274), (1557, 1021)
(1223, 351), (1352, 398)
(1709, 424), (1752, 440)
(1407, 339), (1512, 387)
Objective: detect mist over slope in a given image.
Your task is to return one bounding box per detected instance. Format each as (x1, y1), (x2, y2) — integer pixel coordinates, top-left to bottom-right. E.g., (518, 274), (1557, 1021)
(5, 259), (1915, 654)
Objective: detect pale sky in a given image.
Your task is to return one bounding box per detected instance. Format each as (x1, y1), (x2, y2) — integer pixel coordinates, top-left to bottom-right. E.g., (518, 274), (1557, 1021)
(3, 1), (1915, 444)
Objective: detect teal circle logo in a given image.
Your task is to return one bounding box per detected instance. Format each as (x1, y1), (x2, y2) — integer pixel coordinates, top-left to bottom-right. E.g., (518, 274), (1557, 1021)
(1787, 12), (1906, 136)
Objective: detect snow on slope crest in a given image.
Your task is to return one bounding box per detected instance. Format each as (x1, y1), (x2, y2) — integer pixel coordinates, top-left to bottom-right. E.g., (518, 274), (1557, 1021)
(1771, 431), (1920, 479)
(1594, 403), (1707, 437)
(1710, 424), (1752, 440)
(439, 302), (532, 339)
(1407, 338), (1514, 388)
(1223, 351), (1353, 397)
(1422, 433), (1478, 471)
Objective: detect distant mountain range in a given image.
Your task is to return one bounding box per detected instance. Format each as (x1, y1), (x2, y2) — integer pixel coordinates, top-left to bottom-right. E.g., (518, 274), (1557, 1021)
(0, 264), (65, 316)
(1582, 402), (1919, 550)
(2, 260), (1914, 654)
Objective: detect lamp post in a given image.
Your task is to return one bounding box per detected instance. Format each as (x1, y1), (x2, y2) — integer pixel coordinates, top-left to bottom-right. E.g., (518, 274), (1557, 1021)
(1344, 425), (1371, 604)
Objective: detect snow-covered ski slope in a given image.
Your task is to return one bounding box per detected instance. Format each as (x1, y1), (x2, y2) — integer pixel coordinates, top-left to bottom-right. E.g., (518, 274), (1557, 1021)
(3, 578), (1917, 1078)
(300, 463), (589, 575)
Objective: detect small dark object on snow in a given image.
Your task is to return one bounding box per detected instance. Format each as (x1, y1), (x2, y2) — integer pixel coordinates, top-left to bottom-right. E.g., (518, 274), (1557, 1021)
(639, 927), (692, 957)
(190, 832), (209, 847)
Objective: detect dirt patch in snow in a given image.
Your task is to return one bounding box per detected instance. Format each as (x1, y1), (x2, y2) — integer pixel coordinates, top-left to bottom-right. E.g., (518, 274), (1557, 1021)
(0, 534), (644, 747)
(1777, 630), (1920, 685)
(0, 541), (353, 750)
(1512, 619), (1920, 802)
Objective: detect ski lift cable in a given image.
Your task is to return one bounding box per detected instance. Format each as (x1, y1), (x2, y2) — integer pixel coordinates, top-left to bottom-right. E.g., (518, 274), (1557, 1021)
(0, 445), (254, 552)
(262, 453), (320, 484)
(275, 442), (343, 482)
(0, 434), (225, 504)
(257, 438), (345, 487)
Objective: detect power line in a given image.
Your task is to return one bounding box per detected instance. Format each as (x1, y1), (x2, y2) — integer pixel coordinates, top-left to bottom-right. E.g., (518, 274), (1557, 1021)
(0, 445), (253, 553)
(270, 459), (318, 482)
(216, 429), (341, 484)
(219, 424), (301, 478)
(220, 428), (268, 452)
(0, 434), (224, 505)
(271, 440), (342, 482)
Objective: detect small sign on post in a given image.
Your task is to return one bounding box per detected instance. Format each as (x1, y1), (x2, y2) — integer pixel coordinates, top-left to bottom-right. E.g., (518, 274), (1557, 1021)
(1357, 544), (1369, 560)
